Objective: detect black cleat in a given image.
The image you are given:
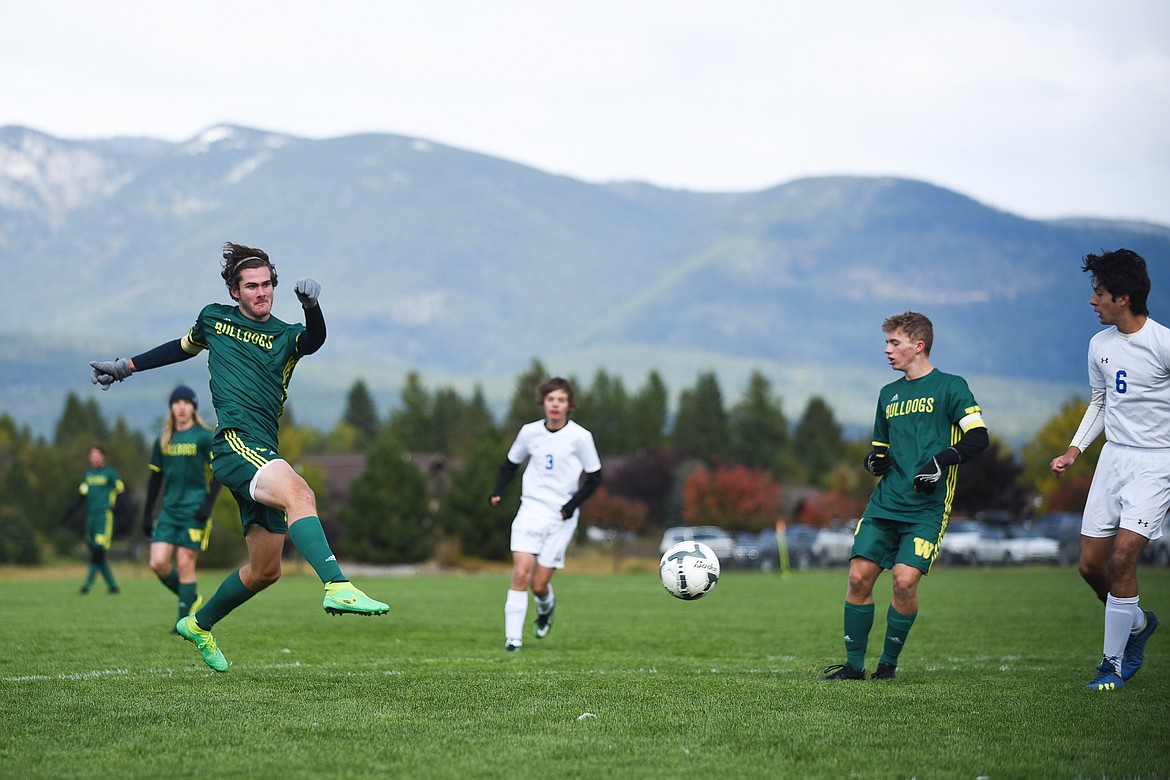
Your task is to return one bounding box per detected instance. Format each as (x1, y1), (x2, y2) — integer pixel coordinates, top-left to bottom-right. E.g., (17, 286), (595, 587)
(820, 663), (866, 680)
(871, 662), (897, 680)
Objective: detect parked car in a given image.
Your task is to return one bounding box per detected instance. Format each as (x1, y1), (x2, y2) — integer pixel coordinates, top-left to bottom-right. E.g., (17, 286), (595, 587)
(742, 524), (821, 571)
(733, 532), (763, 568)
(812, 525), (856, 566)
(1032, 511), (1082, 564)
(658, 525), (736, 561)
(939, 518), (987, 565)
(972, 525), (1060, 565)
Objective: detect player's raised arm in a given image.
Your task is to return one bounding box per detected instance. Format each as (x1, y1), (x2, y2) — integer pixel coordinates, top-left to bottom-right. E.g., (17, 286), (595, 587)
(89, 339), (196, 390)
(295, 277), (326, 355)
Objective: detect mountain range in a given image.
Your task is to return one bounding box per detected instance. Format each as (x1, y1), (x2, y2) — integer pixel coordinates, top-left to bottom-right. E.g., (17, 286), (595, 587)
(2, 124), (1169, 446)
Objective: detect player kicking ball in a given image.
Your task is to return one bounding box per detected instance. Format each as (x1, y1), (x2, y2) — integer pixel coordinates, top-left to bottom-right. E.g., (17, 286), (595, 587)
(821, 311), (988, 681)
(489, 378), (602, 652)
(90, 243), (388, 672)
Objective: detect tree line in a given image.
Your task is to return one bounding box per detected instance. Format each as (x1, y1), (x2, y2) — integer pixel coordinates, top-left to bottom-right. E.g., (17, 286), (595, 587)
(0, 359), (1098, 566)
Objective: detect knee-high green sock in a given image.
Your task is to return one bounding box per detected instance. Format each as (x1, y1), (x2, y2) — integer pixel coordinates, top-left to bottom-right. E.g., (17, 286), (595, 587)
(99, 561), (118, 589)
(83, 566), (98, 590)
(158, 568), (180, 595)
(178, 582), (198, 623)
(194, 570), (256, 630)
(288, 517), (345, 584)
(879, 605), (917, 666)
(844, 602), (875, 670)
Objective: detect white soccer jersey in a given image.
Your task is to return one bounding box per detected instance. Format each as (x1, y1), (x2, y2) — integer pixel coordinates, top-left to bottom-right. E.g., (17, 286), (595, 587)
(1088, 317), (1170, 449)
(507, 419), (602, 515)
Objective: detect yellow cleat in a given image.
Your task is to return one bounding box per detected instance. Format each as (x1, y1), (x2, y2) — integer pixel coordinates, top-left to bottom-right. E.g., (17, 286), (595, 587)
(176, 615), (228, 672)
(323, 581), (389, 616)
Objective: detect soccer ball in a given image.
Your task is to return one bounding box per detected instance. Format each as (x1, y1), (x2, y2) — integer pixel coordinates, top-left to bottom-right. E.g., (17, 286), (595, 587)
(659, 541), (720, 600)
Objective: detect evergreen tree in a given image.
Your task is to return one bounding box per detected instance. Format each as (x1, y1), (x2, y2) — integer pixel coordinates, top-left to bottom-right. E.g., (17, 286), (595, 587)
(727, 370), (789, 477)
(791, 396), (845, 486)
(53, 392), (109, 450)
(671, 371), (728, 464)
(629, 370), (669, 452)
(435, 429), (514, 562)
(342, 379), (381, 449)
(340, 429), (432, 563)
(503, 359), (548, 434)
(576, 369), (631, 456)
(388, 371), (434, 451)
(461, 385), (498, 446)
(0, 416), (54, 561)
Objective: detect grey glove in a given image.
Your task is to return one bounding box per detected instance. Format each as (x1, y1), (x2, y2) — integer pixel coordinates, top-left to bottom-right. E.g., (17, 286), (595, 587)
(89, 358), (133, 390)
(294, 278), (320, 307)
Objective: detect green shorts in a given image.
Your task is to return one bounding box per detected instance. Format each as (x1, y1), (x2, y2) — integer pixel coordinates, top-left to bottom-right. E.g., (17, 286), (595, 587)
(851, 516), (945, 575)
(211, 429), (288, 535)
(151, 510), (211, 551)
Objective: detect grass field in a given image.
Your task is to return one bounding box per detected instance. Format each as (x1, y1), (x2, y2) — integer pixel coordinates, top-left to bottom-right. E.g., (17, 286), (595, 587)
(2, 559), (1168, 780)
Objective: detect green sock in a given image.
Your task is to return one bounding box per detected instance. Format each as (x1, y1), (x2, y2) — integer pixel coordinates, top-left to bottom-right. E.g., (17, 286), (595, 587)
(194, 569), (256, 630)
(288, 517), (345, 584)
(83, 566), (97, 590)
(159, 568), (180, 595)
(879, 605), (917, 666)
(178, 582), (198, 623)
(99, 562), (118, 589)
(844, 602), (875, 670)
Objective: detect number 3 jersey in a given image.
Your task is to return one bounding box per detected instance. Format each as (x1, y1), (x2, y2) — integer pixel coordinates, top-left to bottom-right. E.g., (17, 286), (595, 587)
(506, 419), (602, 515)
(1088, 317), (1170, 449)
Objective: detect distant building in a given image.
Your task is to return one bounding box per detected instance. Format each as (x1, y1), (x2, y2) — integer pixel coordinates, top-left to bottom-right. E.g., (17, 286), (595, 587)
(301, 452), (457, 519)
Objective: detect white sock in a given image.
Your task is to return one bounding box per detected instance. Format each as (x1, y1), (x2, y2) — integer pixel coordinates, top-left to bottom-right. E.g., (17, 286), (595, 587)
(1131, 607), (1148, 635)
(1104, 594), (1141, 664)
(534, 585), (555, 615)
(505, 588), (528, 645)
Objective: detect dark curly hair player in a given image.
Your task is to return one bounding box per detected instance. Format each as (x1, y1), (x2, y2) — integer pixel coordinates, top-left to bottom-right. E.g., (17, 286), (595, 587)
(90, 242), (389, 672)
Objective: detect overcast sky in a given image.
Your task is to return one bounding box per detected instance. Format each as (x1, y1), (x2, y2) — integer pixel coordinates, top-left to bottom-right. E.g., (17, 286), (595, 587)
(4, 1), (1168, 225)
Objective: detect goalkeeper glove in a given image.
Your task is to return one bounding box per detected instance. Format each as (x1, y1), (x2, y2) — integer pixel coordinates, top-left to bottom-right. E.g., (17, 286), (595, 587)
(294, 278), (320, 308)
(90, 358), (133, 390)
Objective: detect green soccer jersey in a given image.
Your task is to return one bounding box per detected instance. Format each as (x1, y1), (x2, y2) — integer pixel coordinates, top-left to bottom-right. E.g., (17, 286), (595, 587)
(79, 466), (124, 542)
(181, 303), (306, 450)
(862, 368), (984, 525)
(149, 425), (215, 526)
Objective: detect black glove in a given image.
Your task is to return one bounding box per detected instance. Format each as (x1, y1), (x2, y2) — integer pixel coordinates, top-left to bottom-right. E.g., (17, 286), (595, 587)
(90, 358), (133, 390)
(863, 447), (892, 477)
(913, 457), (943, 494)
(295, 278), (321, 307)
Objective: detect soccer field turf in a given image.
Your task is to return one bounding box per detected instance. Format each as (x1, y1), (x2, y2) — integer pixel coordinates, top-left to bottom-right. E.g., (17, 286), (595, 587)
(2, 563), (1168, 779)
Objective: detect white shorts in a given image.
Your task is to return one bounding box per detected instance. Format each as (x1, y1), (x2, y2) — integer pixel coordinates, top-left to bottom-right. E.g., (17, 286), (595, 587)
(1082, 442), (1170, 541)
(510, 501), (578, 569)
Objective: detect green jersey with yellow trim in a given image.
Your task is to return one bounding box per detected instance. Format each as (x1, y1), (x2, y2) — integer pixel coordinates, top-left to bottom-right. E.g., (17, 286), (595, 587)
(863, 368), (985, 525)
(79, 466), (124, 541)
(181, 303), (306, 450)
(149, 425), (215, 525)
